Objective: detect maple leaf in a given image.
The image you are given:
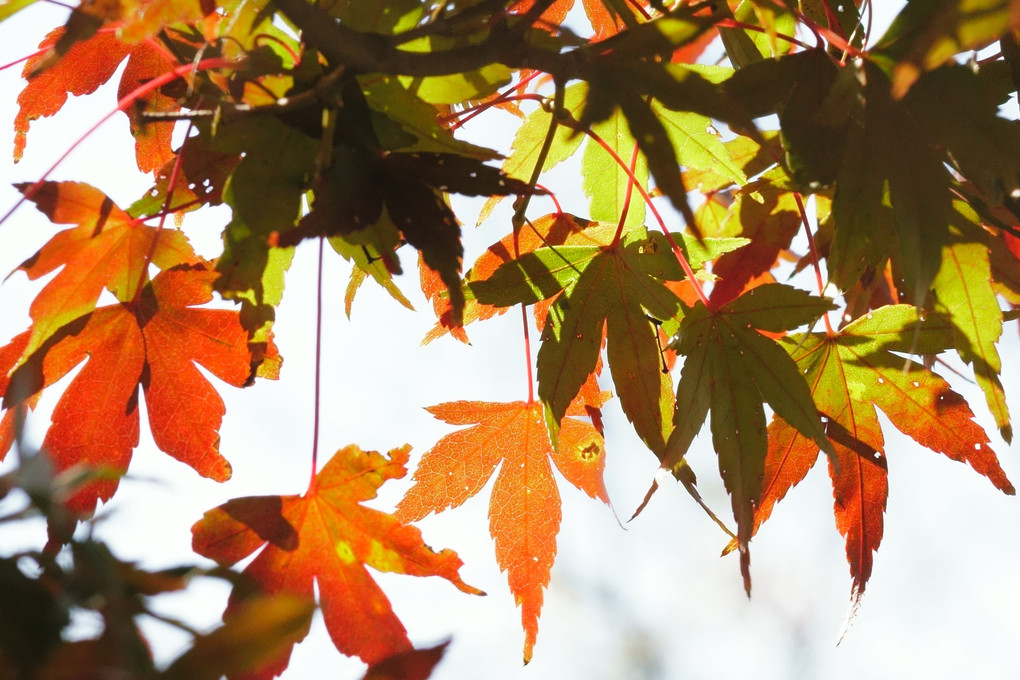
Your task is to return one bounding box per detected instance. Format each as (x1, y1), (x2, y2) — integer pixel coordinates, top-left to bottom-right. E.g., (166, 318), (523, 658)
(163, 595), (316, 680)
(873, 0), (1019, 97)
(582, 108), (650, 229)
(395, 398), (609, 663)
(116, 41), (181, 173)
(830, 61), (953, 302)
(580, 0), (628, 39)
(265, 75), (535, 324)
(663, 283), (837, 593)
(471, 222), (745, 453)
(360, 642), (449, 680)
(478, 82), (587, 221)
(191, 444), (481, 677)
(930, 214), (1011, 442)
(14, 27), (128, 163)
(903, 65), (1020, 216)
(578, 31), (752, 233)
(726, 51), (953, 300)
(0, 265), (262, 514)
(11, 181), (197, 367)
(286, 146), (537, 324)
(706, 182), (804, 306)
(15, 27), (181, 172)
(129, 131), (240, 217)
(735, 305), (1015, 605)
(423, 213), (609, 345)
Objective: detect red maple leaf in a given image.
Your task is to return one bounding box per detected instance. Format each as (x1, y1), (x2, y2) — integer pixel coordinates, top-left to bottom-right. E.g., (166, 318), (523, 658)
(191, 445), (481, 678)
(395, 397), (609, 662)
(0, 265), (264, 514)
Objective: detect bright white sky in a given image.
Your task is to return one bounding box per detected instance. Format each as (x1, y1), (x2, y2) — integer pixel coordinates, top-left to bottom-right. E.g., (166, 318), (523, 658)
(2, 3), (1020, 679)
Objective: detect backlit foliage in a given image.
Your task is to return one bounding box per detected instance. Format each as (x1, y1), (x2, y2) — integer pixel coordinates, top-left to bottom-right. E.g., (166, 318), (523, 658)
(2, 0), (1020, 677)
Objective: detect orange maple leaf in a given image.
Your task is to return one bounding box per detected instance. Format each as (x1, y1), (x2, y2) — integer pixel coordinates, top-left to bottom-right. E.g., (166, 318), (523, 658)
(11, 181), (198, 366)
(0, 265), (262, 514)
(395, 398), (609, 663)
(191, 444), (482, 679)
(15, 28), (179, 172)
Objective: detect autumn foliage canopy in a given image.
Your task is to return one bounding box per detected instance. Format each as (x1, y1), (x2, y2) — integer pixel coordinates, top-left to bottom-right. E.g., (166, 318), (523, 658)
(2, 0), (1020, 677)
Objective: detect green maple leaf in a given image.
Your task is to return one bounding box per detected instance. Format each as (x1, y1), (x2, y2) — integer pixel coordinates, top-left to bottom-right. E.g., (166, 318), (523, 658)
(663, 283), (836, 593)
(472, 222), (745, 454)
(577, 17), (752, 232)
(832, 60), (952, 302)
(724, 49), (851, 189)
(727, 52), (955, 300)
(651, 93), (746, 191)
(362, 76), (500, 160)
(903, 64), (1020, 218)
(211, 116), (317, 358)
(582, 108), (649, 229)
(478, 83), (588, 223)
(873, 0), (1018, 97)
(930, 206), (1011, 442)
(735, 305), (1014, 605)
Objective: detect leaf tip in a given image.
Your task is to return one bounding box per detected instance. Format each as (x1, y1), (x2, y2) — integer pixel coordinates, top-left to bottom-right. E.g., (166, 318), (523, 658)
(836, 585), (864, 646)
(740, 545), (751, 599)
(628, 476), (659, 522)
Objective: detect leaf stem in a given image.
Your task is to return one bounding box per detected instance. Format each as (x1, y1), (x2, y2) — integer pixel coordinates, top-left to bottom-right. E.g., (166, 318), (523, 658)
(791, 191), (834, 335)
(446, 93), (549, 129)
(612, 142), (641, 246)
(511, 77), (563, 234)
(521, 304), (535, 404)
(509, 79), (563, 404)
(132, 120), (195, 303)
(310, 237), (325, 490)
(443, 69), (542, 129)
(582, 125), (711, 308)
(0, 47), (46, 73)
(773, 0), (867, 58)
(714, 18), (813, 51)
(535, 184), (562, 215)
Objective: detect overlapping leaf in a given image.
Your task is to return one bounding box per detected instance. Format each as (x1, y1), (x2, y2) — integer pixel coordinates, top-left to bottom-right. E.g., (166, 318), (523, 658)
(192, 444), (481, 677)
(706, 181), (805, 306)
(472, 221), (744, 453)
(285, 144), (536, 324)
(395, 398), (608, 663)
(578, 27), (753, 230)
(903, 65), (1020, 213)
(873, 0), (1020, 97)
(733, 305), (1014, 604)
(0, 265), (262, 514)
(663, 283), (836, 593)
(162, 595), (316, 680)
(10, 181), (197, 366)
(831, 61), (952, 301)
(930, 210), (1011, 442)
(15, 26), (181, 173)
(726, 52), (953, 299)
(422, 213), (611, 344)
(477, 82), (588, 221)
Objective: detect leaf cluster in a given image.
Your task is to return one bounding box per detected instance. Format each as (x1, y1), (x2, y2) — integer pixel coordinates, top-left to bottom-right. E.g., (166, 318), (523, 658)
(3, 0), (1020, 676)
